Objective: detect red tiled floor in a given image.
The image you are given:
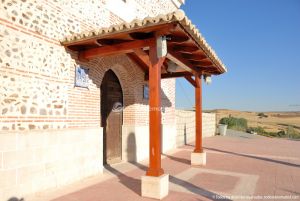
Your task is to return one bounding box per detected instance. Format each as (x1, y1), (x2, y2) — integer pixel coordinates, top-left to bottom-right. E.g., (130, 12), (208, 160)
(33, 131), (300, 201)
(189, 173), (238, 193)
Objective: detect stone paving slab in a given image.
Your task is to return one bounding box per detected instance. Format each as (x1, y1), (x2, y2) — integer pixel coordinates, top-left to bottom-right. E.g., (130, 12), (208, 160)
(25, 132), (300, 201)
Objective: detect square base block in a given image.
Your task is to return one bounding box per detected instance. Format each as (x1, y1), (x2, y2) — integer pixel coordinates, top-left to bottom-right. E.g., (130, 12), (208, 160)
(141, 174), (169, 199)
(191, 152), (206, 166)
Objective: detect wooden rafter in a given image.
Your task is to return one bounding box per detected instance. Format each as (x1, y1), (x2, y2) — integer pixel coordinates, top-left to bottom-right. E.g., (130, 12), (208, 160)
(78, 38), (155, 61)
(127, 53), (148, 72)
(127, 48), (151, 72)
(145, 71), (192, 80)
(190, 60), (213, 67)
(184, 75), (196, 87)
(167, 50), (198, 73)
(133, 48), (151, 66)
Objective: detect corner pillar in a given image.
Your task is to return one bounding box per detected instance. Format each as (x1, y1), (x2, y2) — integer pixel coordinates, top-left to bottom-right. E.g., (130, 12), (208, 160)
(142, 38), (169, 200)
(191, 73), (206, 165)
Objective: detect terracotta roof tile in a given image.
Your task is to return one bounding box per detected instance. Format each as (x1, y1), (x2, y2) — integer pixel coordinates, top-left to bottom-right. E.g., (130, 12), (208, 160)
(62, 10), (227, 73)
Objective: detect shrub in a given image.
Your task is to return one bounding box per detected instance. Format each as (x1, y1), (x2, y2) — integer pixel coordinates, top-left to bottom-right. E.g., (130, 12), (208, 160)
(286, 126), (300, 139)
(245, 125), (300, 139)
(219, 117), (248, 131)
(287, 126), (296, 135)
(255, 126), (266, 134)
(277, 130), (286, 137)
(257, 112), (268, 118)
(247, 126), (266, 134)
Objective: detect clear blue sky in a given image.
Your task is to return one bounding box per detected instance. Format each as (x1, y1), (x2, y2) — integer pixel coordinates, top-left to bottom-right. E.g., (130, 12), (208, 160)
(176, 0), (300, 112)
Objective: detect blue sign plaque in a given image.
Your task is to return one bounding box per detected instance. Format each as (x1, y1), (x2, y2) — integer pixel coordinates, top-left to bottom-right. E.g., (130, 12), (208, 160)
(75, 66), (89, 88)
(143, 84), (149, 99)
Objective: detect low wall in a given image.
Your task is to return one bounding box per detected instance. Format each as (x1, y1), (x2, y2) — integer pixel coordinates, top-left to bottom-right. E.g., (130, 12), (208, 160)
(0, 128), (103, 201)
(122, 124), (177, 162)
(176, 110), (216, 147)
(0, 111), (215, 200)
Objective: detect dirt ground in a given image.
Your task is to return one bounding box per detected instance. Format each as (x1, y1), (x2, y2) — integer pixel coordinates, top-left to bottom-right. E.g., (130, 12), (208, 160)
(209, 109), (300, 133)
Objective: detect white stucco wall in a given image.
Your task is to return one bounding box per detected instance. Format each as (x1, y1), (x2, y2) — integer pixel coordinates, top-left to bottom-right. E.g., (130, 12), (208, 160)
(176, 110), (216, 147)
(0, 128), (103, 200)
(122, 124), (177, 162)
(0, 0), (185, 199)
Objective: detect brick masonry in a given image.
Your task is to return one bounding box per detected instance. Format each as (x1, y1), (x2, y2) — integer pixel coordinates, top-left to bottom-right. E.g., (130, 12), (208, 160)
(0, 0), (178, 132)
(0, 0), (217, 200)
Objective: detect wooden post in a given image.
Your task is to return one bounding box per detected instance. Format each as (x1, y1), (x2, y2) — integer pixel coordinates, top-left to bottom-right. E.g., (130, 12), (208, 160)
(146, 39), (165, 177)
(194, 73), (203, 153)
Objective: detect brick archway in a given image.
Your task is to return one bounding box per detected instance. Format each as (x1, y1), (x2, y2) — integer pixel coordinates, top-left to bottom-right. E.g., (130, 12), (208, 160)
(101, 69), (123, 164)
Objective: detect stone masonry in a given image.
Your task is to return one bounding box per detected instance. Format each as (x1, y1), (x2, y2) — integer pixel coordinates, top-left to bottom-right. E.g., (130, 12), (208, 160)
(0, 0), (181, 199)
(0, 0), (178, 131)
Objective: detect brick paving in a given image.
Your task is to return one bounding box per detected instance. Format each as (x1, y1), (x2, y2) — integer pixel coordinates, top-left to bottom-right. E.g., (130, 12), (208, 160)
(29, 130), (300, 201)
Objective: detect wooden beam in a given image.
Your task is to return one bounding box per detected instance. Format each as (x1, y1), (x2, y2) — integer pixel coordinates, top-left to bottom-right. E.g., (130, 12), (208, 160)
(78, 38), (155, 60)
(133, 48), (151, 66)
(184, 75), (196, 87)
(127, 48), (151, 72)
(167, 50), (198, 73)
(194, 66), (219, 74)
(182, 53), (207, 61)
(146, 40), (165, 177)
(145, 72), (192, 80)
(172, 45), (199, 52)
(194, 73), (203, 153)
(168, 35), (190, 43)
(127, 53), (148, 72)
(189, 60), (213, 67)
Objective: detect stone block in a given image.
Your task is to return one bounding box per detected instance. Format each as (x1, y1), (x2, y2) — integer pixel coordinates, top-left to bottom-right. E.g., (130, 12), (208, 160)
(141, 174), (169, 200)
(2, 186), (23, 201)
(0, 152), (2, 169)
(0, 134), (17, 152)
(191, 152), (206, 166)
(44, 132), (58, 145)
(1, 128), (103, 197)
(0, 169), (17, 188)
(42, 146), (58, 163)
(17, 149), (35, 167)
(16, 182), (34, 198)
(17, 133), (46, 150)
(17, 164), (44, 185)
(2, 151), (18, 169)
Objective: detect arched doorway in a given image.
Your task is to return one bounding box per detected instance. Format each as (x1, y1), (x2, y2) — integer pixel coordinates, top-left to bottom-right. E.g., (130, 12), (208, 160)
(101, 70), (123, 164)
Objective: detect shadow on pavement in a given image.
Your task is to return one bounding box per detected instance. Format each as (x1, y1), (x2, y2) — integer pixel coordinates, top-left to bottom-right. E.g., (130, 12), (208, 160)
(105, 165), (141, 195)
(279, 188), (300, 195)
(162, 153), (190, 165)
(204, 147), (300, 168)
(131, 162), (232, 201)
(7, 198), (24, 201)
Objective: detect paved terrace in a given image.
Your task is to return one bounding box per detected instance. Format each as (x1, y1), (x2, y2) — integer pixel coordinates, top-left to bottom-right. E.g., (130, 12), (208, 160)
(27, 130), (300, 201)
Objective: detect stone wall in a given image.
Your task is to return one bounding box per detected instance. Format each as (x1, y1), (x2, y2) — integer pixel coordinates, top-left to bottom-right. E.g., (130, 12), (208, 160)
(176, 110), (216, 147)
(0, 0), (178, 132)
(0, 128), (103, 200)
(0, 0), (181, 199)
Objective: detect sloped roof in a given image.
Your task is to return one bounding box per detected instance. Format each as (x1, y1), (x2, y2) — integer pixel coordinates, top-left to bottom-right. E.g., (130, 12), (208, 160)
(62, 10), (227, 74)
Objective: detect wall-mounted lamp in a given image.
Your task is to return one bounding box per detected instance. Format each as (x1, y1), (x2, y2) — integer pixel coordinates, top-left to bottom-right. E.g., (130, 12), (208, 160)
(156, 36), (167, 58)
(204, 74), (212, 84)
(167, 60), (179, 72)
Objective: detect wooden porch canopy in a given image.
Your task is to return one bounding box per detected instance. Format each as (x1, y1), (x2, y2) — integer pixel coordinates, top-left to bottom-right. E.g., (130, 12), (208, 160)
(61, 10), (227, 194)
(61, 10), (227, 79)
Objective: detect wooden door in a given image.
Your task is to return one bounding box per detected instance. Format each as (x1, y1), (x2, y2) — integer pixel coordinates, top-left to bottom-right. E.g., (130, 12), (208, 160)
(101, 70), (123, 164)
